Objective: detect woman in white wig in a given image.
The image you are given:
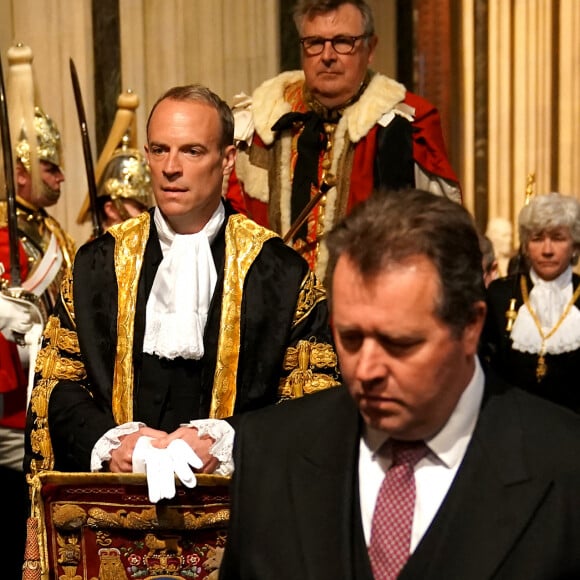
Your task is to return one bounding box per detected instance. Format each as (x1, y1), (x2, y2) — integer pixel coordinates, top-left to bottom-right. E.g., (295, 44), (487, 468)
(482, 191), (580, 413)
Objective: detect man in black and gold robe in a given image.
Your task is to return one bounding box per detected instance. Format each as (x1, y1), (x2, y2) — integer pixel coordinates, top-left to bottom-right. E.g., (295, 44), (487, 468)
(25, 84), (340, 479)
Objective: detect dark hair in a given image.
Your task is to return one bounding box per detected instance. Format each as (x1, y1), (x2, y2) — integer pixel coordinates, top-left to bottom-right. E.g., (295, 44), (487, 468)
(146, 84), (234, 150)
(293, 0), (375, 36)
(325, 189), (485, 336)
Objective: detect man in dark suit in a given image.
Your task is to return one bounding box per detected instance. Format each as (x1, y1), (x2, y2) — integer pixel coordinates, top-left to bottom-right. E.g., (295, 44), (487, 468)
(219, 189), (580, 580)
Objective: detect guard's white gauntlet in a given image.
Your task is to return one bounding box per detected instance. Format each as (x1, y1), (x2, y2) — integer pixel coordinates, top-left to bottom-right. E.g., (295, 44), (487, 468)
(0, 291), (37, 336)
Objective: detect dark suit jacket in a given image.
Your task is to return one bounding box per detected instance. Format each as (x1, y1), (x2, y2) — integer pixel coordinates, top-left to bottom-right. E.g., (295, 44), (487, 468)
(220, 373), (580, 580)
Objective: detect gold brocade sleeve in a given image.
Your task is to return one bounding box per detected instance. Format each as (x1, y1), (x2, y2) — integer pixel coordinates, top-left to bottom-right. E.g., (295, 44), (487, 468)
(28, 271), (87, 476)
(292, 270), (326, 328)
(278, 339), (340, 400)
(278, 269), (340, 399)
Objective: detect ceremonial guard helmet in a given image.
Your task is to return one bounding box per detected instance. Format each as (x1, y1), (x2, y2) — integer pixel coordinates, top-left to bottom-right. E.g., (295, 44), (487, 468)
(77, 90), (153, 225)
(96, 134), (153, 218)
(6, 44), (63, 205)
(14, 106), (62, 174)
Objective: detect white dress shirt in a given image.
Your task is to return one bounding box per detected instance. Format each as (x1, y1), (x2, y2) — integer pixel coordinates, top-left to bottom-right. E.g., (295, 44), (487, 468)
(358, 356), (485, 552)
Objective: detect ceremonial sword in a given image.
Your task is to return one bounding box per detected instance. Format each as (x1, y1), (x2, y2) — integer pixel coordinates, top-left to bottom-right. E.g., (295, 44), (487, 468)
(70, 58), (103, 238)
(0, 52), (45, 357)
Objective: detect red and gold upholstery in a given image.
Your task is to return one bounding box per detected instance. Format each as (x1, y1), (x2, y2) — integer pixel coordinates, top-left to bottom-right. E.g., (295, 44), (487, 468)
(24, 472), (230, 580)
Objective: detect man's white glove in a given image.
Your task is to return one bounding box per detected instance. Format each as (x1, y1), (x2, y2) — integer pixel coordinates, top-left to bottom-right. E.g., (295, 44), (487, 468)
(146, 446), (177, 503)
(133, 437), (204, 503)
(166, 439), (203, 488)
(133, 436), (177, 503)
(0, 292), (37, 336)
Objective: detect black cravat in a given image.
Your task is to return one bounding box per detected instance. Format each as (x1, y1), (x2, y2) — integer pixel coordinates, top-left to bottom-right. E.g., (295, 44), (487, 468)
(271, 111), (327, 241)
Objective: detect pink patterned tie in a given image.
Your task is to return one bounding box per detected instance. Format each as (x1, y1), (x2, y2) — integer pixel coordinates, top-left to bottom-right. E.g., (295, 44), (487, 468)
(368, 439), (428, 579)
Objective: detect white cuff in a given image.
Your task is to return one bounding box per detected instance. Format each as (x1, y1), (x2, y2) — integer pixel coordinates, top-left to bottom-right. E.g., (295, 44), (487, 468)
(181, 418), (235, 476)
(90, 421), (145, 472)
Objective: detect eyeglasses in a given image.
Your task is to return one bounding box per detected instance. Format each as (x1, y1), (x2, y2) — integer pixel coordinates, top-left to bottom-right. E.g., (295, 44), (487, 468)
(299, 34), (370, 56)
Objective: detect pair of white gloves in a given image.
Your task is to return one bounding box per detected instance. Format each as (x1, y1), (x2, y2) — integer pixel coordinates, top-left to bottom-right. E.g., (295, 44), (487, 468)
(132, 437), (204, 503)
(0, 292), (36, 335)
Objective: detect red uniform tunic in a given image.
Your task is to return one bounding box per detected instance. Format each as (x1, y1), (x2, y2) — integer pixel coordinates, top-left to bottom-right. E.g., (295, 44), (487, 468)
(0, 228), (30, 428)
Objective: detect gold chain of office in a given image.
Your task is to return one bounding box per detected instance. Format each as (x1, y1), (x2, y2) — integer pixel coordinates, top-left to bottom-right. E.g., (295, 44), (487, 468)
(520, 275), (580, 382)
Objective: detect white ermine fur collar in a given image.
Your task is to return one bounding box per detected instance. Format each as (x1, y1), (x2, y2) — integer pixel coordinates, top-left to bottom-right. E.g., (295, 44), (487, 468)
(251, 70), (408, 144)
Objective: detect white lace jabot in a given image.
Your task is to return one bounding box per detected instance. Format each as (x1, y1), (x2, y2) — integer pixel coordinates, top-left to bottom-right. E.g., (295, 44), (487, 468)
(143, 204), (225, 360)
(510, 266), (580, 354)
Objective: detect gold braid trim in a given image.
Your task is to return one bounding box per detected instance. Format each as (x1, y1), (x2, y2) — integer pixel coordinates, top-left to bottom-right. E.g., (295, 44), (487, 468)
(44, 214), (77, 271)
(86, 506), (229, 530)
(293, 270), (327, 327)
(209, 215), (277, 418)
(29, 378), (58, 474)
(520, 275), (580, 381)
(29, 316), (87, 476)
(26, 474), (49, 576)
(58, 264), (76, 324)
(279, 339), (340, 400)
(34, 343), (85, 381)
(108, 212), (150, 424)
(41, 315), (81, 355)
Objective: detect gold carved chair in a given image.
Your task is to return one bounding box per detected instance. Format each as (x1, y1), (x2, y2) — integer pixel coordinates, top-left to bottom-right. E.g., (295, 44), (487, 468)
(23, 471), (230, 580)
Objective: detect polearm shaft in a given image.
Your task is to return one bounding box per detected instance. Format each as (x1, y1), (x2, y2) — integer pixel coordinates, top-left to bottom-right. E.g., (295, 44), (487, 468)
(283, 189), (326, 244)
(70, 58), (103, 238)
(505, 172), (535, 332)
(0, 53), (21, 286)
(283, 178), (334, 244)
